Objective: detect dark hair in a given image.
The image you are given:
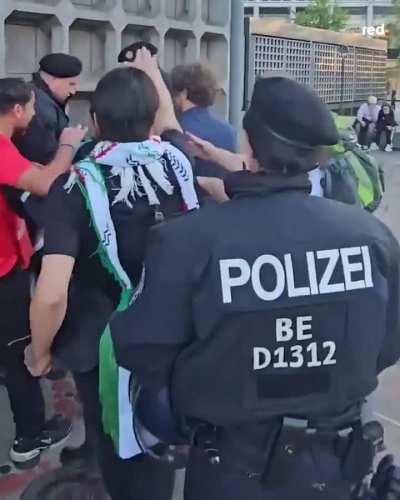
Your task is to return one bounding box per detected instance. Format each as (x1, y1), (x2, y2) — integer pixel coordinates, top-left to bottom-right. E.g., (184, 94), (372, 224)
(91, 67), (159, 143)
(170, 63), (218, 108)
(243, 110), (320, 175)
(0, 78), (33, 115)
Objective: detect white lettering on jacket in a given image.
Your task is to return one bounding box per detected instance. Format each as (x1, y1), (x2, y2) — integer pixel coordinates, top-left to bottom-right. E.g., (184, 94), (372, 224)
(220, 246), (374, 304)
(253, 316), (338, 370)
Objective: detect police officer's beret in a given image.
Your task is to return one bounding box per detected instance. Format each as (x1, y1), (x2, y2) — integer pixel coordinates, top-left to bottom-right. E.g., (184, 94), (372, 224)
(118, 42), (172, 93)
(39, 53), (82, 78)
(248, 77), (338, 148)
(118, 42), (158, 63)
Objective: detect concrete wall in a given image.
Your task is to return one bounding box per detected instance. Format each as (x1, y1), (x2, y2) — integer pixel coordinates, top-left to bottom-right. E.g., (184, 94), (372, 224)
(0, 0), (231, 125)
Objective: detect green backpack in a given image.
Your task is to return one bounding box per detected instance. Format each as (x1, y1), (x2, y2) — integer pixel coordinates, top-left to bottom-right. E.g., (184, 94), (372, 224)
(322, 114), (385, 212)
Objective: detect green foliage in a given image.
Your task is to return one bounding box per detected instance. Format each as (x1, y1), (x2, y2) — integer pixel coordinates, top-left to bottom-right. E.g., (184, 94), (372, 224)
(295, 0), (349, 32)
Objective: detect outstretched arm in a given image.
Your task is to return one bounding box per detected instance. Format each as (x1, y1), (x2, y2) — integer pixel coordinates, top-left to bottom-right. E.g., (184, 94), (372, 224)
(16, 126), (87, 196)
(186, 133), (256, 172)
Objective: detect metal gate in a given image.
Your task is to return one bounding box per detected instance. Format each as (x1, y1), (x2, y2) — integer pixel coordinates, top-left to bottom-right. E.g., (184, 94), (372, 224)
(248, 34), (387, 106)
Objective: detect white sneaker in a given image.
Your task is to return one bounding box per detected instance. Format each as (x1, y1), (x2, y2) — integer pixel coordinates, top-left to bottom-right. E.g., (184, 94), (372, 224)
(385, 144), (393, 152)
(369, 143), (379, 151)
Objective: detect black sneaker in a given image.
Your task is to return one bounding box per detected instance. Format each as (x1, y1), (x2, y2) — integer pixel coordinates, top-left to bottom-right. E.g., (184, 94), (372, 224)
(10, 415), (72, 464)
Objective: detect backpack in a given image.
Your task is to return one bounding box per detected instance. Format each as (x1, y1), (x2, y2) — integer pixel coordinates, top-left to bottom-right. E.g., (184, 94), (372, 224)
(322, 114), (385, 212)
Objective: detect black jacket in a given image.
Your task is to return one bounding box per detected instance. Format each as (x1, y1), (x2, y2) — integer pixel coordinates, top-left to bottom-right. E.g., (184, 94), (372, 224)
(112, 171), (400, 427)
(14, 74), (69, 164)
(377, 108), (398, 130)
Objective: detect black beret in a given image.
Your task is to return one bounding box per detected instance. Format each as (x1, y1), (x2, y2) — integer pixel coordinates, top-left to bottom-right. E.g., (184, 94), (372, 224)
(39, 53), (82, 78)
(248, 77), (338, 148)
(118, 41), (171, 92)
(118, 42), (158, 63)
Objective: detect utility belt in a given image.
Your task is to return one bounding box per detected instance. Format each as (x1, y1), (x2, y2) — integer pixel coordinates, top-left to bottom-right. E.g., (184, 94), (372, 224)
(193, 415), (384, 490)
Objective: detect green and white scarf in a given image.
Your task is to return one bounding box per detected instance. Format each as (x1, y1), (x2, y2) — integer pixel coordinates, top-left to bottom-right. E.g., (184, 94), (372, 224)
(65, 137), (199, 458)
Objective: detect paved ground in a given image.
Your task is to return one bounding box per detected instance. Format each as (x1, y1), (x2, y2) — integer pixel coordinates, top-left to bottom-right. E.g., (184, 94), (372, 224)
(372, 151), (400, 461)
(0, 151), (399, 498)
(0, 376), (85, 499)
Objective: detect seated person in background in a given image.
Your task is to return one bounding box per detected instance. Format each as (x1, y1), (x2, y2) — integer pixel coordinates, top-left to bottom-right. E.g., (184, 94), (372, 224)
(170, 63), (237, 178)
(376, 102), (397, 152)
(356, 96), (381, 151)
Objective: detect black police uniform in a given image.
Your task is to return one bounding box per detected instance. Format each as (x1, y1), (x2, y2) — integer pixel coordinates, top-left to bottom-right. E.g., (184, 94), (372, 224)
(13, 73), (69, 164)
(14, 52), (82, 164)
(111, 168), (400, 500)
(110, 77), (400, 500)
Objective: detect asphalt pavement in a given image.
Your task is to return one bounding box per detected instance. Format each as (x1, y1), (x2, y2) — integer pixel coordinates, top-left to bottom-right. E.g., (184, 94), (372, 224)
(373, 151), (400, 462)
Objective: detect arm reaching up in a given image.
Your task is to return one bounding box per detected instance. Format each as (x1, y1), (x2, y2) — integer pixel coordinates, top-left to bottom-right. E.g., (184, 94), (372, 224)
(131, 48), (181, 134)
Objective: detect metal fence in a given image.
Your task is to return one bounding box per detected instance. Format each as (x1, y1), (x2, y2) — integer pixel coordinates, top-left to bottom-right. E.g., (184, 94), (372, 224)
(249, 34), (387, 106)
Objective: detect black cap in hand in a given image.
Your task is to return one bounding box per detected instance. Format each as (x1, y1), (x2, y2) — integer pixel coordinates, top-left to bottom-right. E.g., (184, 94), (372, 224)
(118, 42), (158, 63)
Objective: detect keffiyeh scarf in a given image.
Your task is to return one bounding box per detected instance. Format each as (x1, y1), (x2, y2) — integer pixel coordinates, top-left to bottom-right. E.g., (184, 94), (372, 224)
(65, 137), (198, 309)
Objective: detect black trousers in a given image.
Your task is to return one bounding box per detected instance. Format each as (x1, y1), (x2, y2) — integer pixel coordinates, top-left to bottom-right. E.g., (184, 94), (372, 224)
(73, 368), (175, 500)
(0, 268), (45, 438)
(184, 444), (354, 500)
(357, 120), (373, 147)
(376, 126), (392, 146)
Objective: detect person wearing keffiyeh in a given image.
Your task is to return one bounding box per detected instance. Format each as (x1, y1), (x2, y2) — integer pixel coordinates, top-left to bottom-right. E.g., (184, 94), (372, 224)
(25, 49), (199, 500)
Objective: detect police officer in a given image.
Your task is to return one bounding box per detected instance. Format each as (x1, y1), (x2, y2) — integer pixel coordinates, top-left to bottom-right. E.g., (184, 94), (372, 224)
(111, 77), (400, 500)
(14, 53), (82, 164)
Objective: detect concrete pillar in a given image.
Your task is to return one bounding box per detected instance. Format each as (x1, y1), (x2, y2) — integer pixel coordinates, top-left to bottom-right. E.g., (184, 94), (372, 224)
(229, 0), (244, 129)
(105, 27), (122, 71)
(289, 6), (296, 23)
(367, 3), (374, 27)
(195, 34), (201, 61)
(157, 27), (167, 69)
(157, 28), (165, 60)
(0, 19), (5, 76)
(51, 23), (69, 53)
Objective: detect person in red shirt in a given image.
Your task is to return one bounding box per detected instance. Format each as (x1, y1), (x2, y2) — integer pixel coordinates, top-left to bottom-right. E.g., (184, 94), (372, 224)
(0, 77), (86, 466)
